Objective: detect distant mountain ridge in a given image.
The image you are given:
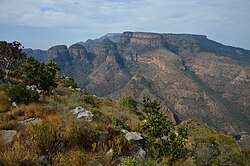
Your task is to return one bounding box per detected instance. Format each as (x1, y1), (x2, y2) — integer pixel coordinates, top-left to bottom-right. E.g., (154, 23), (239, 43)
(23, 31), (250, 135)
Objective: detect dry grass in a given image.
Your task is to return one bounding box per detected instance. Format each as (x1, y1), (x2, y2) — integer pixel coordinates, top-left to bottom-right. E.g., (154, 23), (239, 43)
(52, 149), (115, 166)
(44, 114), (63, 124)
(0, 93), (10, 113)
(64, 121), (98, 150)
(8, 103), (50, 120)
(0, 103), (51, 130)
(0, 142), (37, 166)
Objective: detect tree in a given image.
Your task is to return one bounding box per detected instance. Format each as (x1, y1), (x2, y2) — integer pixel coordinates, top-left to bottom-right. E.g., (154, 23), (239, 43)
(22, 57), (59, 92)
(0, 41), (25, 80)
(141, 97), (188, 162)
(4, 83), (39, 104)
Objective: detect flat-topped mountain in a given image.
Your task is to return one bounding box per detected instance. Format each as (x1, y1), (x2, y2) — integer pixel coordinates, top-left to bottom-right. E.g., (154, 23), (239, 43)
(24, 31), (250, 135)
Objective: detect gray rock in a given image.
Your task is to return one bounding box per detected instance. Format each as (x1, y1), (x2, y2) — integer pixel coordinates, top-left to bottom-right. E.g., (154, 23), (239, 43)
(18, 118), (43, 130)
(38, 155), (49, 165)
(77, 111), (94, 121)
(134, 147), (147, 161)
(0, 130), (17, 143)
(75, 88), (83, 93)
(121, 129), (144, 143)
(121, 129), (147, 162)
(11, 101), (18, 107)
(70, 106), (94, 121)
(38, 95), (44, 102)
(70, 106), (86, 115)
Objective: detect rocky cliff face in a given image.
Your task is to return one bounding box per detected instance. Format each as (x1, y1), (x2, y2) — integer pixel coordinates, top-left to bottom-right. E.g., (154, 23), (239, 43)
(93, 38), (121, 67)
(26, 31), (250, 135)
(48, 45), (72, 62)
(119, 31), (166, 47)
(69, 43), (88, 59)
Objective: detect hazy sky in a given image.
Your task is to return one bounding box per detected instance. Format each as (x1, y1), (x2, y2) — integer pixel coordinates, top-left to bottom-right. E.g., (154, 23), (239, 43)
(0, 0), (249, 50)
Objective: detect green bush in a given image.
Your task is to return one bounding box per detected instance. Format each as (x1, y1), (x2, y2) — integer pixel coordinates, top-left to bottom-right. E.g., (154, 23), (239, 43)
(118, 156), (141, 166)
(63, 77), (78, 88)
(83, 95), (99, 108)
(141, 97), (187, 161)
(22, 57), (59, 92)
(4, 83), (39, 104)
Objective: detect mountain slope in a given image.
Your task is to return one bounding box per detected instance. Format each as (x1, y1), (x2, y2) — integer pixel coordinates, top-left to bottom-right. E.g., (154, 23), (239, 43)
(24, 31), (250, 135)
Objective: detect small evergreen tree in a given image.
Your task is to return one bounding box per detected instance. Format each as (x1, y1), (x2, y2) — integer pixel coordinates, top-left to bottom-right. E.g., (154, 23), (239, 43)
(141, 96), (187, 162)
(22, 57), (59, 92)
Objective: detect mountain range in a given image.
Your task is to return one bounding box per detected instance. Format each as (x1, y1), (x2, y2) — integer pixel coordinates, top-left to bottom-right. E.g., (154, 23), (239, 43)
(23, 31), (250, 136)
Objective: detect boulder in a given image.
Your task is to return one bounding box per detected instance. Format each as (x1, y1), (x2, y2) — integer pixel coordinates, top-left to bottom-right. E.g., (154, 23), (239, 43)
(0, 130), (17, 143)
(70, 106), (94, 121)
(18, 118), (43, 130)
(134, 147), (147, 161)
(11, 101), (18, 107)
(121, 129), (144, 144)
(121, 129), (147, 161)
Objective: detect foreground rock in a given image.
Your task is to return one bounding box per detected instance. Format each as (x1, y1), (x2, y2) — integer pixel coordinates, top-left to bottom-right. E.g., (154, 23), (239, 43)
(121, 129), (144, 144)
(0, 130), (17, 143)
(121, 129), (147, 161)
(18, 118), (43, 130)
(70, 106), (94, 121)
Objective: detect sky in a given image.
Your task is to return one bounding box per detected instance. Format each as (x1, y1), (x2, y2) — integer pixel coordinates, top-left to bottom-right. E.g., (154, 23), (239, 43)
(0, 0), (249, 50)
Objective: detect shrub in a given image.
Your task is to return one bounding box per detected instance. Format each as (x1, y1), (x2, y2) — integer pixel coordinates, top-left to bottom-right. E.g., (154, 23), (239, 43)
(63, 77), (78, 88)
(118, 156), (141, 166)
(83, 95), (99, 108)
(4, 83), (39, 104)
(141, 97), (187, 161)
(22, 57), (59, 92)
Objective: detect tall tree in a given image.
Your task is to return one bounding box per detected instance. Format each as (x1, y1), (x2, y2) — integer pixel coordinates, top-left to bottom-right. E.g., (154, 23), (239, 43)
(0, 41), (25, 80)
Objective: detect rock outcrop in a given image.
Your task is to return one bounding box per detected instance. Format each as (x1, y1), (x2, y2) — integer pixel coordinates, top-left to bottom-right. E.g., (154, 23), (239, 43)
(93, 38), (117, 65)
(47, 45), (72, 68)
(0, 130), (17, 143)
(70, 106), (94, 121)
(69, 43), (88, 59)
(18, 118), (43, 130)
(121, 129), (147, 161)
(119, 31), (165, 47)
